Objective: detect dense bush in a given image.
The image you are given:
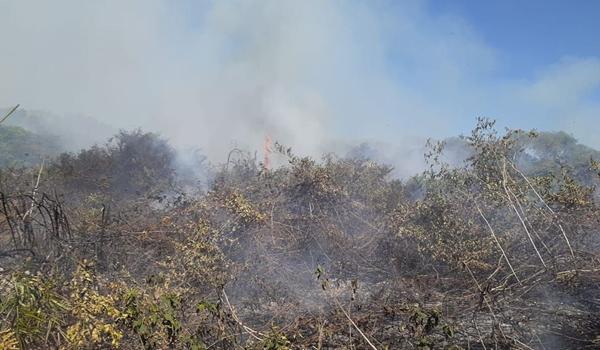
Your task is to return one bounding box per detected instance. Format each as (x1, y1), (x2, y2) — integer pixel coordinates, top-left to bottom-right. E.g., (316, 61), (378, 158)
(0, 125), (62, 168)
(1, 121), (599, 349)
(50, 130), (175, 199)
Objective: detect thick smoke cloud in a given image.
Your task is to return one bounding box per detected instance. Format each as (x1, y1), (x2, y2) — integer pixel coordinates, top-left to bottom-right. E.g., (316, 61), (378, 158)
(0, 0), (598, 164)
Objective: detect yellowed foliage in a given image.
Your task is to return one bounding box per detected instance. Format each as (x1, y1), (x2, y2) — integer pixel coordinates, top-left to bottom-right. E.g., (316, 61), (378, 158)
(63, 260), (124, 349)
(0, 329), (18, 350)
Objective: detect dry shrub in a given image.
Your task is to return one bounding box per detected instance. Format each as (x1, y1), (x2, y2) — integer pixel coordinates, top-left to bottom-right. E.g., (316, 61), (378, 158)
(0, 122), (599, 349)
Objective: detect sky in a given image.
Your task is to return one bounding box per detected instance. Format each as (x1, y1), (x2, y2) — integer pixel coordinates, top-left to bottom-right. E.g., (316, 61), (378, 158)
(432, 0), (600, 78)
(0, 0), (598, 160)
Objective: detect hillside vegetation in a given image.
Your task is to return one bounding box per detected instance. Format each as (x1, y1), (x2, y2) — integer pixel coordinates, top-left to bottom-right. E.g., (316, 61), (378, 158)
(0, 119), (599, 349)
(0, 125), (62, 168)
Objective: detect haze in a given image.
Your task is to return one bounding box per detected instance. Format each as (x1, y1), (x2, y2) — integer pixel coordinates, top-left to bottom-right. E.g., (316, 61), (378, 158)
(1, 0), (599, 161)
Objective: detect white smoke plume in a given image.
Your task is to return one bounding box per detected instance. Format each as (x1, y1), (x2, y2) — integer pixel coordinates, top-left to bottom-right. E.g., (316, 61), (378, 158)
(0, 0), (598, 164)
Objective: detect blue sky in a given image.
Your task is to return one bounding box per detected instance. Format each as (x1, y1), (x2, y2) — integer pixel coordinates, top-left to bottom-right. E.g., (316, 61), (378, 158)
(431, 0), (600, 78)
(0, 0), (599, 157)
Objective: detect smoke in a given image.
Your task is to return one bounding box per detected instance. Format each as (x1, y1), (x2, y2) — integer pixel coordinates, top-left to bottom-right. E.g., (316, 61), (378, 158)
(0, 1), (599, 165)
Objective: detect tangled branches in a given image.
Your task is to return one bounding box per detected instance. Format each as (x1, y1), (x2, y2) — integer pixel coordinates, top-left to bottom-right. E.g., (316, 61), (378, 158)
(0, 122), (599, 349)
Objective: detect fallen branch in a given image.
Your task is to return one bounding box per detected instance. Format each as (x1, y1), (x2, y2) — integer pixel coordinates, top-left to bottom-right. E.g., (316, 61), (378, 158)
(222, 290), (264, 342)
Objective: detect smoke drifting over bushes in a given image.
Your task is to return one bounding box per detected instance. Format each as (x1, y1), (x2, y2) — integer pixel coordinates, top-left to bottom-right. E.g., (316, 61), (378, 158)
(1, 121), (600, 348)
(2, 2), (600, 349)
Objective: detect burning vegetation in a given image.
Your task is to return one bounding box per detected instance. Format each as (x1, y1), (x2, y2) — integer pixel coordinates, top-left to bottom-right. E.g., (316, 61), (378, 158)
(0, 115), (599, 349)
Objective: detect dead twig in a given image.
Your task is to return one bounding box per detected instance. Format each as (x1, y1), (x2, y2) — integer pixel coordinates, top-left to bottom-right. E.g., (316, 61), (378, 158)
(222, 289), (264, 342)
(477, 204), (521, 285)
(0, 104), (19, 124)
(332, 297), (378, 350)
